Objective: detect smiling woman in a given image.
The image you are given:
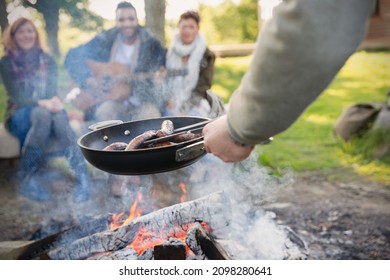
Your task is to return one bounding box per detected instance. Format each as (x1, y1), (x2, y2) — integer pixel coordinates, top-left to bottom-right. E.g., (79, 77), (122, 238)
(0, 17), (92, 202)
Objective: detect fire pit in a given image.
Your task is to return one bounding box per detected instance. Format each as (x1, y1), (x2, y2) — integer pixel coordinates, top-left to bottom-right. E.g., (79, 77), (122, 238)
(4, 188), (307, 260)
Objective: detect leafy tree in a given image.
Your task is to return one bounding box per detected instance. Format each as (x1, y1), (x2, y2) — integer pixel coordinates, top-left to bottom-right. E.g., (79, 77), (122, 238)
(200, 0), (258, 44)
(237, 0), (258, 42)
(17, 0), (103, 57)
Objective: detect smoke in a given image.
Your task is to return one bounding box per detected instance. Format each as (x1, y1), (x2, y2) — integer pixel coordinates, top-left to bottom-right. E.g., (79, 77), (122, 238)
(184, 151), (304, 259)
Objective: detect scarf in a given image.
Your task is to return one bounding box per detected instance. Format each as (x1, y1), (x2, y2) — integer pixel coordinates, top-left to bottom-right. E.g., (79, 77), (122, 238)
(8, 48), (49, 100)
(110, 33), (140, 72)
(166, 32), (207, 112)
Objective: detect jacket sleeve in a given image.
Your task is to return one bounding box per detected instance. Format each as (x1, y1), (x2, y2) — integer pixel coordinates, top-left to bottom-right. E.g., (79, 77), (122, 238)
(227, 0), (374, 145)
(64, 30), (114, 88)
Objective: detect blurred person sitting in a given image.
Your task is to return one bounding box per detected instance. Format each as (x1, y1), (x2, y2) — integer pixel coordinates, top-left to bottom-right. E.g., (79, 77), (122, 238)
(64, 1), (167, 197)
(64, 1), (166, 128)
(164, 10), (224, 117)
(0, 17), (91, 202)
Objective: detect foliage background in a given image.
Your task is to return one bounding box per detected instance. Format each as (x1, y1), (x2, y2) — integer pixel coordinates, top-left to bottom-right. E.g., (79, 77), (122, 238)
(0, 0), (389, 183)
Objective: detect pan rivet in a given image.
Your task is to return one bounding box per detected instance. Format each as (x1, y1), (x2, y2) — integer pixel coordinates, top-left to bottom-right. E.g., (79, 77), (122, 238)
(103, 135), (109, 142)
(124, 130), (130, 136)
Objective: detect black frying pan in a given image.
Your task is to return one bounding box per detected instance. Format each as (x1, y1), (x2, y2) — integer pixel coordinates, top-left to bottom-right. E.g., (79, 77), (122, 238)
(77, 116), (210, 175)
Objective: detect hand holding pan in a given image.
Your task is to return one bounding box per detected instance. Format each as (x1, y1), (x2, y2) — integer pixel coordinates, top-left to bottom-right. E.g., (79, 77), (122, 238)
(77, 116), (272, 175)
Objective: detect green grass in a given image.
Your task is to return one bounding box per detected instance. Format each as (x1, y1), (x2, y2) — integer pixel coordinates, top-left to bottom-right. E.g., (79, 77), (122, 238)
(1, 51), (390, 182)
(212, 51), (390, 182)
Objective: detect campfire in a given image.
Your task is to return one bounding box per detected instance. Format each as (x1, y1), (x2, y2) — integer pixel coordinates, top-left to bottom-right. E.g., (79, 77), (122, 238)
(12, 183), (307, 260)
(4, 150), (308, 260)
(15, 191), (232, 260)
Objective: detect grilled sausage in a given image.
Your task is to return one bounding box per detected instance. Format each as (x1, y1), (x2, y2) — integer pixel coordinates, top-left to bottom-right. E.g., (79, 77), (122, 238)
(103, 142), (128, 151)
(125, 130), (157, 151)
(156, 120), (174, 137)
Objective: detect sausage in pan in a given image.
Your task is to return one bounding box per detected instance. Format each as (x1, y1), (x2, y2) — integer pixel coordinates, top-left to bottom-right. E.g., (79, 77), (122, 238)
(125, 130), (157, 151)
(156, 120), (174, 137)
(103, 142), (128, 151)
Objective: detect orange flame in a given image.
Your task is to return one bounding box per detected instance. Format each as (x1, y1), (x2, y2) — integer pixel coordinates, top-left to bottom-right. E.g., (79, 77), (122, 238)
(110, 192), (143, 230)
(178, 182), (187, 203)
(129, 222), (210, 255)
(108, 185), (212, 257)
(110, 212), (126, 230)
(125, 192), (143, 223)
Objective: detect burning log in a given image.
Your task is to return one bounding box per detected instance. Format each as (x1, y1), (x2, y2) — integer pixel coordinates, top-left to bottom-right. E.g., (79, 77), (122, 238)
(154, 238), (187, 260)
(126, 190), (230, 234)
(186, 222), (232, 260)
(137, 248), (154, 260)
(48, 221), (142, 260)
(0, 214), (112, 260)
(48, 191), (230, 260)
(87, 247), (138, 260)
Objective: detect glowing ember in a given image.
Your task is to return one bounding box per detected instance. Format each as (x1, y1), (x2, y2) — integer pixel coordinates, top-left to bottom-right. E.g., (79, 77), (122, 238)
(129, 222), (210, 255)
(108, 184), (211, 257)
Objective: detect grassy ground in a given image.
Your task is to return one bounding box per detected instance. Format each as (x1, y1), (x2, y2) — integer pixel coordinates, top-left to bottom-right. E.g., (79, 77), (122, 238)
(1, 51), (389, 182)
(212, 51), (390, 182)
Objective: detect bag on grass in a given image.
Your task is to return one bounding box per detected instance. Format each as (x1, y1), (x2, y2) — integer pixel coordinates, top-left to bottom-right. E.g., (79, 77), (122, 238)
(333, 103), (383, 142)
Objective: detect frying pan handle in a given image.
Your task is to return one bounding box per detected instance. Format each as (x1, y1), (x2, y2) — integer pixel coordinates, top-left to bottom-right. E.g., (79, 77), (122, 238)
(175, 136), (273, 162)
(176, 140), (206, 162)
(88, 120), (124, 131)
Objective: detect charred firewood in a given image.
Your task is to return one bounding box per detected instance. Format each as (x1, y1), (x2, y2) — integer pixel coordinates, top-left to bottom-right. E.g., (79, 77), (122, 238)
(15, 214), (112, 260)
(196, 227), (232, 260)
(186, 222), (207, 260)
(124, 191), (230, 238)
(103, 142), (128, 151)
(47, 221), (142, 260)
(87, 247), (138, 260)
(186, 222), (232, 260)
(154, 238), (186, 260)
(137, 248), (154, 260)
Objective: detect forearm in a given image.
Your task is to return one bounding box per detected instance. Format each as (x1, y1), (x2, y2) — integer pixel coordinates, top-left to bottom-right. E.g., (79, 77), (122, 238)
(228, 0), (373, 145)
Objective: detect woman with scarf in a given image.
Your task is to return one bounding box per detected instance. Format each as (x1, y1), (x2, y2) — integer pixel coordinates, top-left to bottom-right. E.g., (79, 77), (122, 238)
(0, 18), (91, 202)
(164, 11), (217, 117)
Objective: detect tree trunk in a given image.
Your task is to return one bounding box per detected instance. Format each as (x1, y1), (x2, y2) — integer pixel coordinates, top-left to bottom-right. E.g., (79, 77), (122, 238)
(23, 0), (61, 57)
(41, 6), (60, 57)
(144, 0), (166, 46)
(0, 0), (9, 36)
